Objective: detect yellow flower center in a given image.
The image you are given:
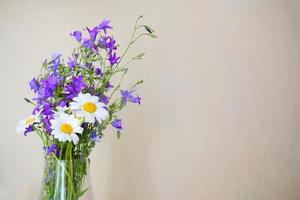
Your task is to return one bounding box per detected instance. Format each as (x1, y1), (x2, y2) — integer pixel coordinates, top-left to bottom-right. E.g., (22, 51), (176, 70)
(60, 123), (73, 134)
(83, 102), (97, 113)
(25, 117), (36, 125)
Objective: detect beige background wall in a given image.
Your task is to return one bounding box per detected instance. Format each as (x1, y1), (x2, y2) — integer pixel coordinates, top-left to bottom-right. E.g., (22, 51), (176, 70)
(1, 0), (300, 199)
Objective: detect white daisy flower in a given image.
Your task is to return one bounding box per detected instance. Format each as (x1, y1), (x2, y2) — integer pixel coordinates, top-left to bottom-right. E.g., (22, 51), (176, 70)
(16, 115), (39, 134)
(54, 105), (69, 117)
(70, 93), (108, 123)
(50, 113), (83, 145)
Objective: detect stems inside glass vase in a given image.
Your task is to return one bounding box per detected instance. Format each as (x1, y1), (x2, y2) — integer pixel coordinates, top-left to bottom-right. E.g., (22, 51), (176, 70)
(40, 143), (90, 200)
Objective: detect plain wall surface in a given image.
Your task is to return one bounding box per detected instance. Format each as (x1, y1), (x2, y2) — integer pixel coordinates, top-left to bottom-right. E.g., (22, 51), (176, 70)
(1, 0), (300, 199)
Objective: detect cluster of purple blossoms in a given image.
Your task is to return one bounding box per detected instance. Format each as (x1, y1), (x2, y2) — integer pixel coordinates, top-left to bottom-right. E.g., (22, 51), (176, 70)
(71, 19), (119, 66)
(27, 20), (139, 137)
(65, 75), (87, 99)
(17, 17), (152, 159)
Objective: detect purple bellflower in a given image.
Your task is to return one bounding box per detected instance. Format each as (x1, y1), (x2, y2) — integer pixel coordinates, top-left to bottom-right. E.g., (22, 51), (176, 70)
(41, 103), (53, 116)
(94, 68), (102, 76)
(112, 119), (123, 130)
(50, 52), (62, 71)
(43, 115), (54, 134)
(29, 78), (40, 93)
(87, 26), (99, 42)
(105, 81), (114, 91)
(67, 57), (76, 68)
(32, 106), (41, 115)
(41, 73), (60, 98)
(70, 31), (82, 42)
(99, 94), (109, 105)
(108, 51), (120, 65)
(121, 90), (141, 105)
(59, 100), (67, 107)
(43, 144), (60, 157)
(24, 125), (34, 136)
(65, 75), (87, 99)
(82, 38), (93, 49)
(99, 36), (117, 51)
(98, 19), (113, 33)
(91, 132), (102, 143)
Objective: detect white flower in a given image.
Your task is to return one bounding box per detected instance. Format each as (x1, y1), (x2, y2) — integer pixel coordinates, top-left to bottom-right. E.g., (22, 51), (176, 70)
(50, 113), (83, 145)
(16, 115), (39, 134)
(70, 93), (108, 123)
(54, 106), (69, 117)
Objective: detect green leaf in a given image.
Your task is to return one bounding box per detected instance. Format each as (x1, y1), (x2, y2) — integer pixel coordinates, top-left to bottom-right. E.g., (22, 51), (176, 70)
(78, 188), (89, 197)
(134, 53), (145, 60)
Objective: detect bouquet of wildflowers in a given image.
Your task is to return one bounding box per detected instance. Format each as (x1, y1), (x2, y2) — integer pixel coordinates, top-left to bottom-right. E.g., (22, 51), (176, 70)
(16, 16), (156, 200)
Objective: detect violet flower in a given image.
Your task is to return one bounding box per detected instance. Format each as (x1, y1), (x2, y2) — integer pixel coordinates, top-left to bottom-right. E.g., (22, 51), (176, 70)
(67, 57), (76, 68)
(91, 132), (102, 143)
(24, 125), (34, 136)
(41, 103), (53, 116)
(95, 68), (102, 76)
(82, 38), (93, 49)
(108, 51), (120, 65)
(43, 144), (60, 157)
(50, 52), (62, 71)
(121, 90), (141, 105)
(43, 116), (53, 134)
(59, 100), (67, 107)
(41, 73), (60, 98)
(32, 106), (41, 115)
(46, 144), (56, 156)
(105, 82), (114, 91)
(65, 75), (87, 99)
(70, 31), (82, 42)
(87, 26), (99, 42)
(99, 36), (117, 51)
(99, 94), (109, 105)
(52, 52), (62, 61)
(98, 19), (112, 33)
(112, 119), (123, 130)
(29, 78), (40, 93)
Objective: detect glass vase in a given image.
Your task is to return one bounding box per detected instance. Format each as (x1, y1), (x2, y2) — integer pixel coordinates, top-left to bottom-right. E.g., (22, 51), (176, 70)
(39, 158), (94, 200)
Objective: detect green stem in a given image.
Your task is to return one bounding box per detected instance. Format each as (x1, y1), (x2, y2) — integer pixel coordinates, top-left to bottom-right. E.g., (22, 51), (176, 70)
(114, 16), (140, 70)
(52, 155), (76, 199)
(65, 143), (71, 200)
(131, 33), (151, 44)
(69, 144), (74, 199)
(59, 143), (64, 160)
